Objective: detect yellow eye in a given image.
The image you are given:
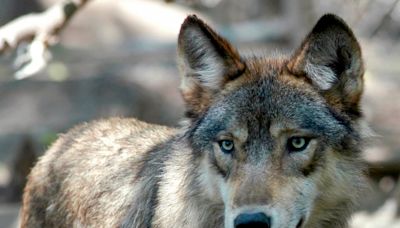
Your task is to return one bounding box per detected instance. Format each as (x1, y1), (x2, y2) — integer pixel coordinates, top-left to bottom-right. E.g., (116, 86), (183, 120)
(218, 140), (234, 154)
(288, 137), (310, 152)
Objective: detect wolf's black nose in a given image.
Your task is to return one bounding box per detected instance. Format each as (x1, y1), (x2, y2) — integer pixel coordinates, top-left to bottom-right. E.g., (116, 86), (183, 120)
(234, 212), (271, 228)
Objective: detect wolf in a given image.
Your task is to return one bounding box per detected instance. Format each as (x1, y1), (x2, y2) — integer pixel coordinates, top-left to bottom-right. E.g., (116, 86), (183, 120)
(21, 14), (368, 228)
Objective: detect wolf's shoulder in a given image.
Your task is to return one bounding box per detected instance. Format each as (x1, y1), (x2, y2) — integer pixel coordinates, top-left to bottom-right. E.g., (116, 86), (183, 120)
(42, 117), (176, 163)
(62, 117), (175, 142)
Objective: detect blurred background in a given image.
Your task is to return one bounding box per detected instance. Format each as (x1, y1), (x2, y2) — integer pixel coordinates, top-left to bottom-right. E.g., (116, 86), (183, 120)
(0, 0), (399, 227)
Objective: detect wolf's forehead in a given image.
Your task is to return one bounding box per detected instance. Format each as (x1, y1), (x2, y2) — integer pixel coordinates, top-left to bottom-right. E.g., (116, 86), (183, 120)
(244, 56), (287, 75)
(226, 78), (318, 114)
(215, 79), (344, 137)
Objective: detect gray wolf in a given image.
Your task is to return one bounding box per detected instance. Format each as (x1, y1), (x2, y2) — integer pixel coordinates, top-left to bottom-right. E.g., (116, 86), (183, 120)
(21, 14), (368, 228)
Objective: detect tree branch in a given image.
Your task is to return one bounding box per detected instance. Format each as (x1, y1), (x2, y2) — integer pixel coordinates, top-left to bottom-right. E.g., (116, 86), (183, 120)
(0, 0), (89, 79)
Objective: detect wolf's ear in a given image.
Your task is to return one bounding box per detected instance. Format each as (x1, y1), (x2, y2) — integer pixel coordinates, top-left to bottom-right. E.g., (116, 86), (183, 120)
(287, 14), (364, 118)
(178, 15), (246, 118)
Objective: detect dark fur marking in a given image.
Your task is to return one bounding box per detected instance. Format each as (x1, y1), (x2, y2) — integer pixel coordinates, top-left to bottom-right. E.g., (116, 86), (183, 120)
(301, 144), (326, 177)
(122, 139), (177, 228)
(326, 106), (362, 155)
(209, 150), (228, 178)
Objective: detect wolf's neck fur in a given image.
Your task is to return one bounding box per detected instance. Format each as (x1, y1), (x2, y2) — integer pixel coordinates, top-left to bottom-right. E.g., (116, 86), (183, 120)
(305, 153), (367, 227)
(152, 138), (225, 227)
(121, 135), (224, 228)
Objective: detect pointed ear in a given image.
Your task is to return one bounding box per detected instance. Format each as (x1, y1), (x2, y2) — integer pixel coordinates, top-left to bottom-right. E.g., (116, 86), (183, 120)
(287, 14), (364, 119)
(177, 15), (246, 118)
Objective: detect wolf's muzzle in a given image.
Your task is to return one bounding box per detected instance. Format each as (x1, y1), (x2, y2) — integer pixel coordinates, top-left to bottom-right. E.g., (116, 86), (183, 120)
(234, 212), (271, 228)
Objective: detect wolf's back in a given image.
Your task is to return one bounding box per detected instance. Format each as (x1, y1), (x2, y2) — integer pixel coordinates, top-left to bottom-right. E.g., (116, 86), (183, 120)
(21, 118), (175, 227)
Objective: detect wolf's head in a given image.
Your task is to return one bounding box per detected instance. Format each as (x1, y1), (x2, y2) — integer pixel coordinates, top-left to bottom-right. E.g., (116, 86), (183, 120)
(177, 14), (367, 228)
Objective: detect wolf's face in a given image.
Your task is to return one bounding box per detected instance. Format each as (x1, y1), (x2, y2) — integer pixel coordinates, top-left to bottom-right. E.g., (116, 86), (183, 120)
(178, 15), (366, 228)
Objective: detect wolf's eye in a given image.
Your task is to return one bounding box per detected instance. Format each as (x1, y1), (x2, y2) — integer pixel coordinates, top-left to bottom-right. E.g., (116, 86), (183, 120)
(218, 140), (234, 154)
(287, 137), (310, 152)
